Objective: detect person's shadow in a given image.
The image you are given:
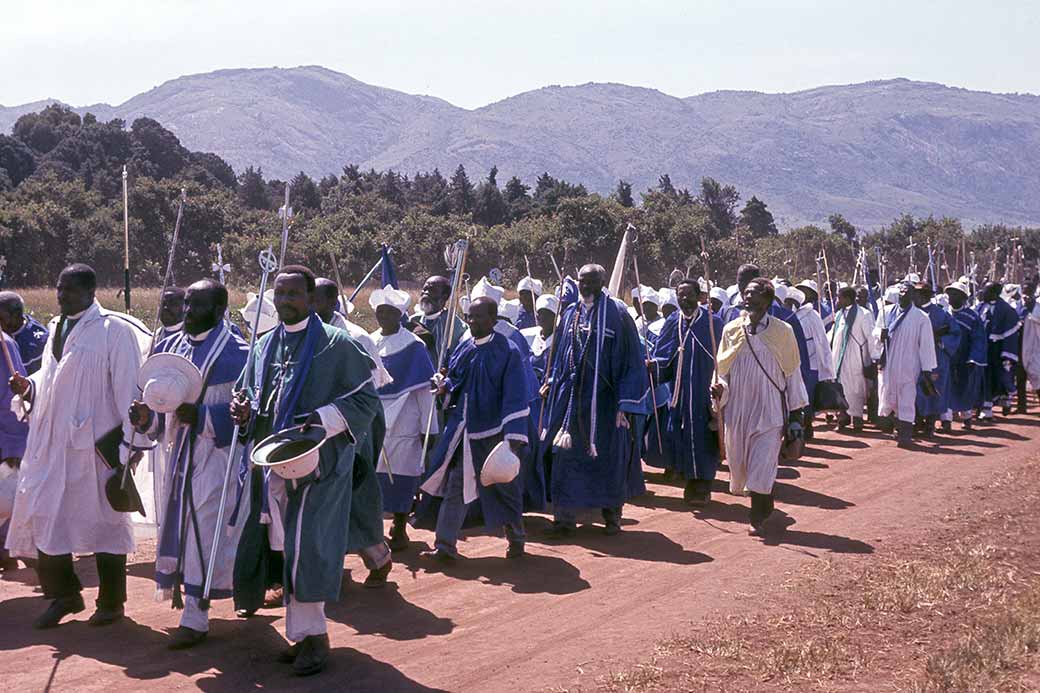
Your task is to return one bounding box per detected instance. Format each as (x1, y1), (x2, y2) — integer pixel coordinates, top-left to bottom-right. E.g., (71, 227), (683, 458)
(326, 580), (454, 641)
(758, 511), (874, 556)
(524, 517), (714, 567)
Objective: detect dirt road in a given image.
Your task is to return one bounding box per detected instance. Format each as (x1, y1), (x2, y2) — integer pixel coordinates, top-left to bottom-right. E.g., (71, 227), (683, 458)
(1, 415), (1037, 692)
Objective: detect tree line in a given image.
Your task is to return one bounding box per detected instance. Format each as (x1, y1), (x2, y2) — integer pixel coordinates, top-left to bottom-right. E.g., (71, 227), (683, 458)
(1, 104), (1037, 292)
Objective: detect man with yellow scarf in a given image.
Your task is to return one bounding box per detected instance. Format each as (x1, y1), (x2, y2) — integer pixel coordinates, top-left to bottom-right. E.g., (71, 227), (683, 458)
(711, 278), (808, 536)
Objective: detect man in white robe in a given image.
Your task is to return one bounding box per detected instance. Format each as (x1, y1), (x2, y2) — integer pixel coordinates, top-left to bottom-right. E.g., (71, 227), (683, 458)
(828, 286), (880, 430)
(130, 280), (249, 648)
(1022, 286), (1040, 396)
(7, 264), (149, 629)
(712, 278), (808, 536)
(369, 285), (437, 552)
(873, 282), (938, 447)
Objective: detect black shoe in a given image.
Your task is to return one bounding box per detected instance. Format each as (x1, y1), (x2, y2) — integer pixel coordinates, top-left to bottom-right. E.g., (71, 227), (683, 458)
(87, 606), (124, 627)
(236, 608), (257, 618)
(506, 542), (525, 559)
(853, 418), (864, 432)
(387, 525), (410, 553)
(168, 625), (208, 650)
(542, 523), (576, 540)
(603, 521), (621, 536)
(748, 519), (767, 537)
(419, 548), (457, 563)
(293, 634), (330, 676)
(363, 560), (392, 588)
(33, 595), (85, 630)
(941, 420), (952, 433)
(277, 641), (301, 664)
(962, 419), (973, 431)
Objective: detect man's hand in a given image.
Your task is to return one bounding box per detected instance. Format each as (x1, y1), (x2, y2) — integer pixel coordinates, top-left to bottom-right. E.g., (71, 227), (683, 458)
(880, 328), (889, 342)
(300, 411), (321, 431)
(128, 400), (152, 429)
(710, 383), (724, 400)
(539, 383), (550, 400)
(430, 372), (447, 397)
(615, 411), (630, 429)
(175, 403), (198, 426)
(930, 371), (940, 382)
(9, 373), (29, 397)
(229, 393), (251, 426)
(2, 457), (19, 469)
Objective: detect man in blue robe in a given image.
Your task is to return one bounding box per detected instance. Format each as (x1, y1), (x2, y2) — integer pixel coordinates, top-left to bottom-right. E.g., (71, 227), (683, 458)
(411, 275), (466, 369)
(0, 292), (48, 375)
(944, 280), (986, 431)
(649, 279), (723, 506)
(415, 297), (530, 560)
(154, 287), (186, 343)
(230, 265), (383, 677)
(913, 283), (961, 436)
(515, 276), (542, 331)
(976, 281), (1021, 421)
(130, 279), (249, 649)
(540, 264), (648, 538)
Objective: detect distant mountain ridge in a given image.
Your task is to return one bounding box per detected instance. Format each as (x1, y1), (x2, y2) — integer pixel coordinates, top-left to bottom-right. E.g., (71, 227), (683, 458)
(4, 65), (1039, 228)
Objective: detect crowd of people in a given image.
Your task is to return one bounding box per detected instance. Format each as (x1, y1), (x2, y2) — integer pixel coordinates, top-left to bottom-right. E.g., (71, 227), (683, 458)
(0, 253), (1037, 677)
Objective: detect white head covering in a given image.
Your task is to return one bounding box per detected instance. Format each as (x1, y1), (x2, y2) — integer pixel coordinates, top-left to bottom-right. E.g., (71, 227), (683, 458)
(710, 286), (730, 308)
(137, 353), (203, 414)
(786, 287), (806, 307)
(535, 293), (560, 315)
(240, 290), (278, 335)
(499, 298), (521, 324)
(905, 272), (921, 284)
(471, 276), (505, 304)
(517, 276), (543, 297)
(795, 279), (819, 295)
(631, 284), (660, 306)
(726, 284), (740, 301)
(658, 287), (678, 310)
(945, 279), (970, 297)
(773, 283), (788, 304)
(368, 285), (412, 314)
(884, 285), (901, 304)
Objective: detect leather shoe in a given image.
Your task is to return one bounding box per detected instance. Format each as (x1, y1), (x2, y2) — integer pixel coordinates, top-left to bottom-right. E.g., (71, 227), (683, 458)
(506, 541), (525, 559)
(33, 595), (85, 630)
(542, 523), (576, 540)
(277, 641), (301, 664)
(388, 525), (410, 552)
(363, 560), (393, 588)
(419, 548), (457, 563)
(87, 606), (124, 627)
(263, 584), (284, 608)
(293, 634), (330, 676)
(603, 521), (621, 536)
(167, 625), (207, 650)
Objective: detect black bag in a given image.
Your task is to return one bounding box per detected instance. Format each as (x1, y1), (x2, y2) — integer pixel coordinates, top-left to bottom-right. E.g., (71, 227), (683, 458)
(96, 426), (146, 516)
(813, 379), (850, 412)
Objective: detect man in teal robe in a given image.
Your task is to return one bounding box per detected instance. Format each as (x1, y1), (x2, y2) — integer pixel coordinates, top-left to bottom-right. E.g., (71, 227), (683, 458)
(231, 265), (383, 677)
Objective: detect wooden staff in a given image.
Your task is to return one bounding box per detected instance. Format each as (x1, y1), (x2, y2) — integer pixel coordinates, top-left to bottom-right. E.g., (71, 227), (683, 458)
(122, 165), (131, 312)
(536, 250), (567, 435)
(700, 237), (726, 459)
(628, 225), (663, 454)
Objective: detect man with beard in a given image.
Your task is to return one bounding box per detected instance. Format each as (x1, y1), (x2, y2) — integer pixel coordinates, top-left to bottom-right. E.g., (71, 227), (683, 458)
(828, 286), (879, 430)
(540, 264), (648, 538)
(230, 265), (383, 676)
(415, 296), (530, 560)
(945, 280), (987, 430)
(412, 275), (466, 368)
(873, 281), (938, 447)
(976, 281), (1021, 421)
(649, 279), (723, 507)
(712, 278), (807, 535)
(1020, 285), (1040, 406)
(913, 283), (961, 436)
(129, 279), (248, 649)
(6, 264), (149, 628)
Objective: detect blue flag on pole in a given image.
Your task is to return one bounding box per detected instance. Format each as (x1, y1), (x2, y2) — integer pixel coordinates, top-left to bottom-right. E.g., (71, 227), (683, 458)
(379, 244), (398, 289)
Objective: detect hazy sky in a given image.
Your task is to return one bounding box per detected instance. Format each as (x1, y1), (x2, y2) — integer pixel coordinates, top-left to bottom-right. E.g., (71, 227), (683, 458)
(3, 1), (1037, 109)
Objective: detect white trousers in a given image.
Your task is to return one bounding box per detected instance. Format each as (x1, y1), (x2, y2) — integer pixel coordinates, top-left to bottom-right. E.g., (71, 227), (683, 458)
(726, 425), (782, 495)
(878, 373), (916, 423)
(286, 596), (326, 642)
(181, 596), (209, 632)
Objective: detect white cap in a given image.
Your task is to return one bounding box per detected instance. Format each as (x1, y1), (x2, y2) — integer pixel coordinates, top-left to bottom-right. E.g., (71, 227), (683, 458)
(710, 286), (730, 306)
(795, 279), (819, 295)
(500, 298), (521, 324)
(517, 276), (543, 296)
(368, 285), (412, 314)
(773, 283), (788, 303)
(884, 285), (901, 304)
(658, 287), (678, 309)
(536, 293), (560, 315)
(905, 272), (921, 284)
(137, 353), (203, 414)
(471, 276), (505, 304)
(631, 284), (660, 305)
(480, 440), (521, 486)
(240, 291), (278, 335)
(945, 279), (970, 297)
(786, 287), (806, 307)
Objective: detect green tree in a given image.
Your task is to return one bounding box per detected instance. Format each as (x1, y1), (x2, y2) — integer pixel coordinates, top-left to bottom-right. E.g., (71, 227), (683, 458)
(613, 180), (634, 208)
(290, 171), (322, 212)
(238, 166), (270, 209)
(0, 135), (36, 187)
(448, 164), (474, 214)
(503, 175), (531, 220)
(698, 177), (740, 238)
(739, 196), (777, 238)
(828, 213), (857, 243)
(472, 166), (508, 227)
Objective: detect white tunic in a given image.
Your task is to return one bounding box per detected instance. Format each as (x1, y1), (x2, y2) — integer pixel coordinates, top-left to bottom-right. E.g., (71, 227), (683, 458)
(873, 304), (937, 422)
(330, 311), (391, 388)
(520, 326), (553, 356)
(719, 316), (809, 495)
(795, 304), (836, 381)
(370, 329), (437, 478)
(829, 305), (880, 415)
(6, 302), (148, 557)
(1022, 305), (1040, 390)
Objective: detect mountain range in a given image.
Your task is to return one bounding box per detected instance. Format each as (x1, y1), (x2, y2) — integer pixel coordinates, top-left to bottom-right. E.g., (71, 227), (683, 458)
(3, 65), (1039, 229)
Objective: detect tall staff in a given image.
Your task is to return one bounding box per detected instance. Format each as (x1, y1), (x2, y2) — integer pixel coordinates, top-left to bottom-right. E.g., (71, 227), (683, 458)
(627, 224), (663, 454)
(278, 185), (292, 269)
(537, 246), (566, 434)
(121, 188), (187, 491)
(200, 246), (278, 609)
(700, 237), (726, 459)
(122, 165), (131, 312)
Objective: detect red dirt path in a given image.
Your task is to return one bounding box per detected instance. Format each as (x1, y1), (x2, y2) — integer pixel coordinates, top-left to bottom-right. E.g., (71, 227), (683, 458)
(1, 415), (1037, 692)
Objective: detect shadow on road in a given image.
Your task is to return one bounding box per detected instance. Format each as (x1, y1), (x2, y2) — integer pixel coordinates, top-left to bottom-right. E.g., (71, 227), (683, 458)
(396, 546), (592, 595)
(326, 582), (454, 641)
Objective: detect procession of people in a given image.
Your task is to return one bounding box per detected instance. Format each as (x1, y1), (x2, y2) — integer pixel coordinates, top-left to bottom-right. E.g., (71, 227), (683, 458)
(1, 238), (1038, 678)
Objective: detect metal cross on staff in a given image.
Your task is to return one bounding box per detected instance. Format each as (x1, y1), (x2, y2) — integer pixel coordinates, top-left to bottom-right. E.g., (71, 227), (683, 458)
(906, 235), (918, 275)
(211, 243), (231, 284)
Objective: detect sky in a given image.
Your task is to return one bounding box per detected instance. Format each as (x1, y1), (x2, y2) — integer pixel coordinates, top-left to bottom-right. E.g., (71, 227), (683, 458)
(3, 0), (1038, 109)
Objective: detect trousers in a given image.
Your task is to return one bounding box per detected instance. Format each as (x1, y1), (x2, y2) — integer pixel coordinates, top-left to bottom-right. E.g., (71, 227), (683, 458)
(37, 551), (126, 609)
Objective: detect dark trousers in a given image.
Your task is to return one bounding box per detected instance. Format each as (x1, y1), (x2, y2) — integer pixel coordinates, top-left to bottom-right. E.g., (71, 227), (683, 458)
(37, 551), (126, 609)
